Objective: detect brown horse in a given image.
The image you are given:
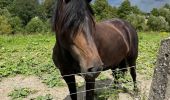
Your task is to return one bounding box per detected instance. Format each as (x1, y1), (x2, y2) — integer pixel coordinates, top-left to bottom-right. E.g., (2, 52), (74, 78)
(52, 0), (138, 100)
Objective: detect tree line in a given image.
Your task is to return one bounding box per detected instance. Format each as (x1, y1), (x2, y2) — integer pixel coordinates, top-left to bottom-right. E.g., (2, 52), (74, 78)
(0, 0), (170, 35)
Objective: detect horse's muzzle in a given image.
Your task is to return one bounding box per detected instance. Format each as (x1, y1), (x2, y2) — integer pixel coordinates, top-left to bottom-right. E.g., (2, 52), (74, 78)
(86, 66), (103, 78)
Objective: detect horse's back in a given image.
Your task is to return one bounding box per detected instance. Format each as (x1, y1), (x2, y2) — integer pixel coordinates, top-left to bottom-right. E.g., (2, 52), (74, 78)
(93, 19), (138, 68)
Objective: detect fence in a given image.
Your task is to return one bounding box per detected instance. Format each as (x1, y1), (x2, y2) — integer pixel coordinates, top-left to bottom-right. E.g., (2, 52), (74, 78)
(57, 66), (149, 100)
(57, 38), (170, 100)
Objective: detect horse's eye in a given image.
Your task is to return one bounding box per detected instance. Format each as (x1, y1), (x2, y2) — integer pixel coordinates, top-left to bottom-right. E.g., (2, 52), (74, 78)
(65, 0), (70, 4)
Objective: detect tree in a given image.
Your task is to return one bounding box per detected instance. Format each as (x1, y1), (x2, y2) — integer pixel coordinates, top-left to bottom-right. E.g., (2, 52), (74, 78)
(25, 17), (45, 34)
(147, 15), (169, 32)
(127, 14), (146, 31)
(9, 0), (40, 25)
(9, 16), (23, 34)
(0, 8), (11, 18)
(0, 0), (14, 9)
(92, 0), (117, 21)
(43, 0), (56, 18)
(163, 3), (170, 9)
(117, 0), (132, 19)
(151, 8), (159, 16)
(0, 15), (12, 34)
(131, 5), (142, 14)
(158, 8), (170, 25)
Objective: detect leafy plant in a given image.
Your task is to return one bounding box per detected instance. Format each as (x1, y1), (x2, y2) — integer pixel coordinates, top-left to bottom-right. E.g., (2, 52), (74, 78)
(31, 94), (53, 100)
(25, 17), (45, 34)
(8, 88), (36, 100)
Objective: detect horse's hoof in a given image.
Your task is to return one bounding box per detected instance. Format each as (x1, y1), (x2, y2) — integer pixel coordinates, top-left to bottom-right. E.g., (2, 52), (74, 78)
(133, 87), (140, 96)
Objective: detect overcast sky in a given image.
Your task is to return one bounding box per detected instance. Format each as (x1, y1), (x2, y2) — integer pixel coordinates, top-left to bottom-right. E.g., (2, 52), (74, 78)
(108, 0), (170, 12)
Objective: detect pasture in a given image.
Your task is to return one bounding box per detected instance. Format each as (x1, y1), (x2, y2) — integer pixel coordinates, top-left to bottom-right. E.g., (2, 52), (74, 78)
(0, 32), (169, 100)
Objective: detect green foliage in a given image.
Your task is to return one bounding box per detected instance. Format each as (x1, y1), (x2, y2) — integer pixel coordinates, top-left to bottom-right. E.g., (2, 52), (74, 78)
(163, 3), (170, 9)
(0, 34), (63, 87)
(42, 72), (64, 88)
(9, 0), (40, 25)
(8, 88), (36, 100)
(9, 16), (23, 34)
(147, 15), (169, 31)
(31, 94), (53, 100)
(136, 32), (169, 77)
(25, 17), (45, 34)
(0, 8), (11, 18)
(151, 8), (159, 16)
(158, 8), (170, 29)
(36, 5), (47, 21)
(127, 14), (147, 31)
(43, 0), (56, 18)
(0, 15), (12, 34)
(131, 5), (142, 14)
(0, 0), (14, 9)
(92, 0), (117, 21)
(117, 0), (132, 19)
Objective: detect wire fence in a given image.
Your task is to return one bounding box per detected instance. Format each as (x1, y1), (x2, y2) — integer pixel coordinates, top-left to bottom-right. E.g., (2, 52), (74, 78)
(56, 66), (150, 100)
(59, 66), (135, 78)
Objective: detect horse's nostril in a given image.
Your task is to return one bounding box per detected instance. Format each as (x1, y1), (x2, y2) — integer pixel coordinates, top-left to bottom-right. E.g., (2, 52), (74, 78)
(88, 66), (103, 72)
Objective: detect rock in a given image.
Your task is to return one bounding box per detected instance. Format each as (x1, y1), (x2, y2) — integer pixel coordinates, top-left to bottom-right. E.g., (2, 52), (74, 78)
(149, 38), (170, 100)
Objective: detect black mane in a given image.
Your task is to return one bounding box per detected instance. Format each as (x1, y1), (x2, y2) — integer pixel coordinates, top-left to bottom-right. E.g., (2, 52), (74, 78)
(52, 0), (94, 37)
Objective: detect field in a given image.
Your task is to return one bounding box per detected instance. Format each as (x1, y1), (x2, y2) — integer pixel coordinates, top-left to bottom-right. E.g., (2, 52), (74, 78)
(0, 32), (170, 100)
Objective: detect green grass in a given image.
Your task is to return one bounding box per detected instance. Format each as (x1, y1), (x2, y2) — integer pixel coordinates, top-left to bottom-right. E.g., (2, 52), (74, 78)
(31, 94), (53, 100)
(0, 32), (170, 88)
(0, 34), (63, 87)
(137, 32), (169, 78)
(8, 88), (37, 100)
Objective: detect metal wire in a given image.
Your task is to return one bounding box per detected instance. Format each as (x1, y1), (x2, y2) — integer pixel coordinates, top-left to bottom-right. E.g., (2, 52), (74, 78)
(68, 81), (140, 96)
(56, 66), (149, 100)
(59, 66), (135, 78)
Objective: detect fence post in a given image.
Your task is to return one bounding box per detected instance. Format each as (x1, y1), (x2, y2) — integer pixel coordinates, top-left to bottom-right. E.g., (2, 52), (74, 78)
(148, 38), (170, 100)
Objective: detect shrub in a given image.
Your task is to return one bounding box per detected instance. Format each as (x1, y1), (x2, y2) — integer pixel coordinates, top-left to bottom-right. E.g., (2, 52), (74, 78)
(25, 17), (45, 34)
(9, 16), (23, 34)
(126, 14), (147, 31)
(159, 8), (170, 31)
(0, 8), (11, 18)
(147, 15), (169, 32)
(0, 15), (12, 34)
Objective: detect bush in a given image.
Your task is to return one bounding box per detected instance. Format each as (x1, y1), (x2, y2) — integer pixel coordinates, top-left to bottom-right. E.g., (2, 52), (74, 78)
(147, 15), (169, 32)
(126, 14), (147, 31)
(25, 17), (45, 34)
(159, 8), (170, 30)
(43, 19), (53, 33)
(9, 16), (23, 34)
(0, 8), (11, 18)
(0, 15), (12, 34)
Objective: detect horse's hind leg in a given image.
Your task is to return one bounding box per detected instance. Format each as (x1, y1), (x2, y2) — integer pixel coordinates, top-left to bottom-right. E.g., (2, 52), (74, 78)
(118, 59), (127, 77)
(63, 75), (77, 100)
(128, 59), (137, 90)
(112, 59), (127, 85)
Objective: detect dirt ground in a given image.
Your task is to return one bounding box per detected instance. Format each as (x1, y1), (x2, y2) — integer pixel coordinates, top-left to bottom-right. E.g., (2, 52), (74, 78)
(0, 71), (152, 100)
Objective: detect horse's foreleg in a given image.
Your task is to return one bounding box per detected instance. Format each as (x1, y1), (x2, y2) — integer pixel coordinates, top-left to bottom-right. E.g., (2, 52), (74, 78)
(85, 78), (95, 100)
(63, 75), (77, 100)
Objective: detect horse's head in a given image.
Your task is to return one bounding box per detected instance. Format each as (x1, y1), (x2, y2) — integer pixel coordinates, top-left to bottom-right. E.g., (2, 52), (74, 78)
(53, 0), (103, 78)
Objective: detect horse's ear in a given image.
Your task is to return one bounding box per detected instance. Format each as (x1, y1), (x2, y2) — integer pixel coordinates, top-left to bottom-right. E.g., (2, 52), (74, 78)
(86, 0), (92, 3)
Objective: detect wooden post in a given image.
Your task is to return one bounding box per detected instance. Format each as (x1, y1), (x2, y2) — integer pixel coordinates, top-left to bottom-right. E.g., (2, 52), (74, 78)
(149, 38), (170, 100)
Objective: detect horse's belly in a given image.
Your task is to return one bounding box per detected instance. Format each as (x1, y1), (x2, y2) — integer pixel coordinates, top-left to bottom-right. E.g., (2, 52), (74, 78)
(99, 43), (127, 67)
(94, 31), (128, 67)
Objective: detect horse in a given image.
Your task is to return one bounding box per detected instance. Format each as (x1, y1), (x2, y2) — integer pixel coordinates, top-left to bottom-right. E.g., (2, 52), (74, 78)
(52, 0), (138, 100)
